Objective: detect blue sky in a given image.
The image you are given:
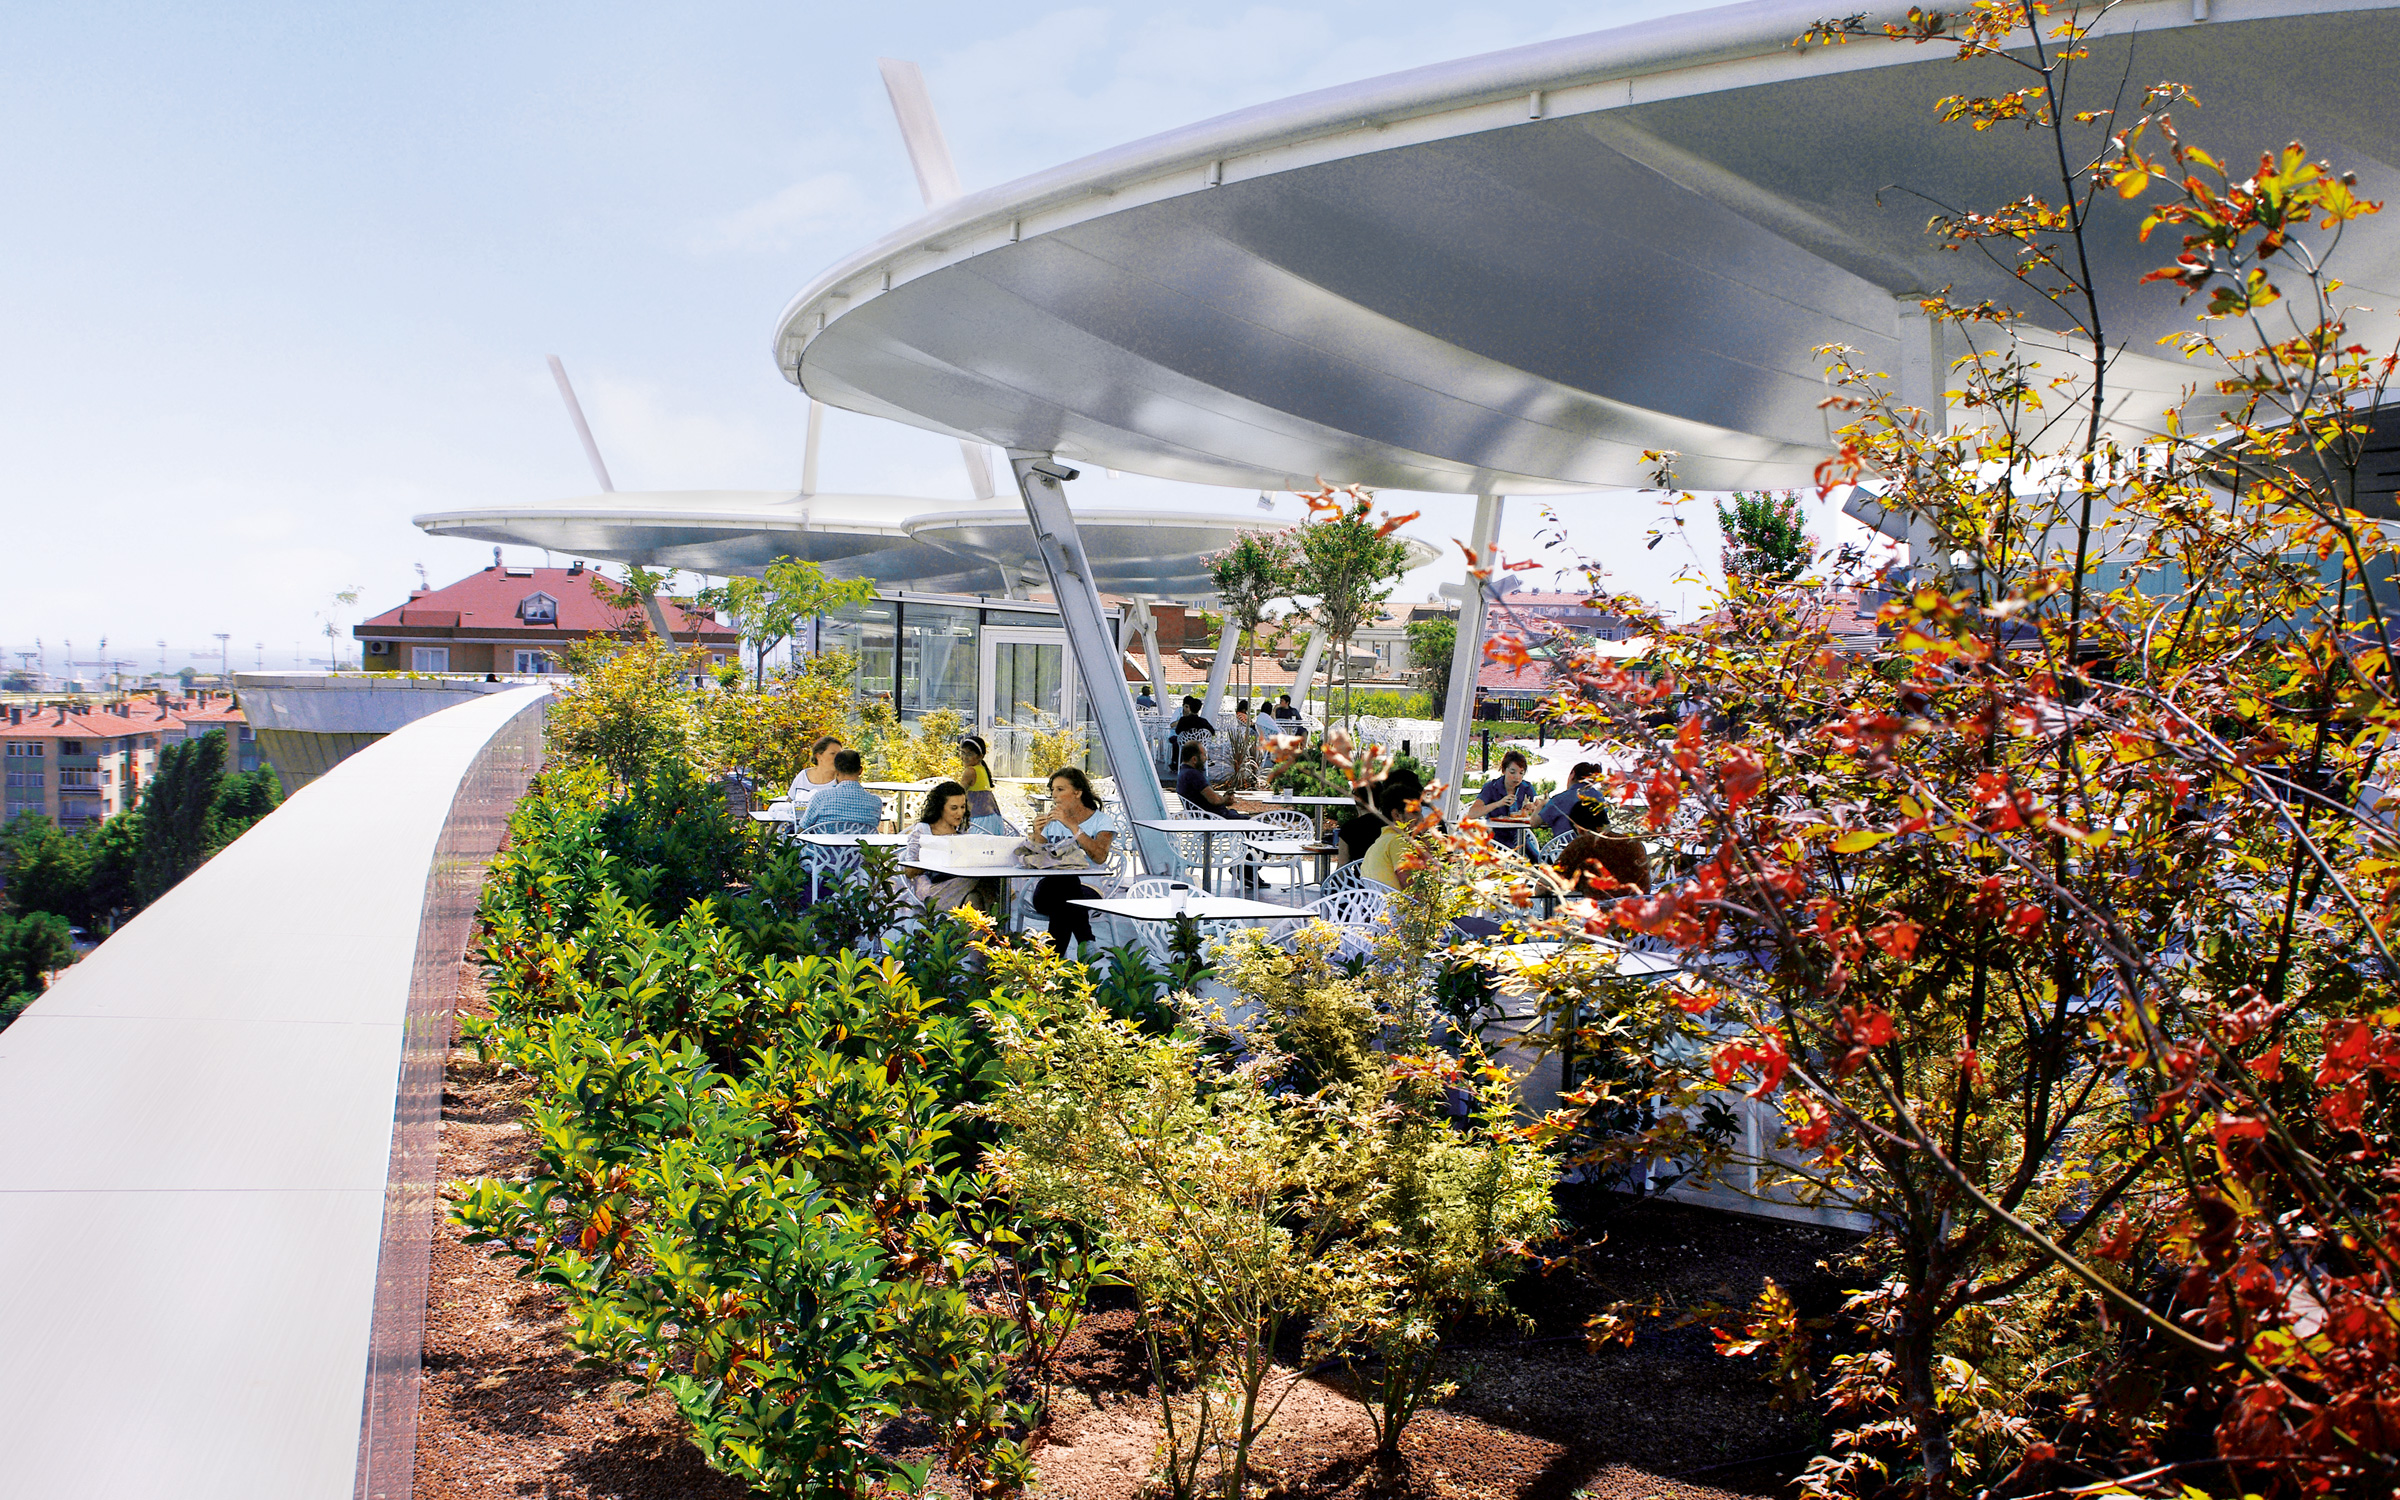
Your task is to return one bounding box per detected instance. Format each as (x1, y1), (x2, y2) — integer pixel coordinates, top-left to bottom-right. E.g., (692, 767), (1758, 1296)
(0, 1), (1877, 676)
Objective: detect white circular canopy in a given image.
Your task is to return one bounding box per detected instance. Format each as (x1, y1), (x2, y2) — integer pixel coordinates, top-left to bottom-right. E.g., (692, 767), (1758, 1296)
(413, 490), (1411, 599)
(774, 0), (2400, 495)
(902, 507), (1438, 597)
(414, 491), (1005, 593)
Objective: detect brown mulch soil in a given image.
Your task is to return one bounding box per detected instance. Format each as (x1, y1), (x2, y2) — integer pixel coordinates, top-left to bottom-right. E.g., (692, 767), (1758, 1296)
(418, 959), (1854, 1499)
(413, 962), (751, 1500)
(1030, 1191), (1853, 1500)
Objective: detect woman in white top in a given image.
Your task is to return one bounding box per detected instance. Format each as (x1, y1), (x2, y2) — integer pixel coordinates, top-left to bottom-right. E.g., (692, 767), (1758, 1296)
(1030, 766), (1117, 952)
(786, 735), (844, 812)
(902, 780), (983, 913)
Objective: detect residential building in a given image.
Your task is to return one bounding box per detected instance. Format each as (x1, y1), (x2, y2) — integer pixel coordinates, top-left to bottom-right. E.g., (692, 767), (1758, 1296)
(352, 560), (736, 675)
(1, 693), (262, 826)
(4, 706), (145, 827)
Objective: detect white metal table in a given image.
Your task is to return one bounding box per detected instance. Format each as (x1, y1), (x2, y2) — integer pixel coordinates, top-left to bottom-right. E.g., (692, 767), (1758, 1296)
(899, 860), (1073, 932)
(1130, 817), (1272, 893)
(1250, 792), (1356, 838)
(1070, 894), (1298, 922)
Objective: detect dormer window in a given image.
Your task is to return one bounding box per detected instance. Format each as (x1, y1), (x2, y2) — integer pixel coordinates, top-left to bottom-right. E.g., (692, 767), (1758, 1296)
(518, 591), (558, 624)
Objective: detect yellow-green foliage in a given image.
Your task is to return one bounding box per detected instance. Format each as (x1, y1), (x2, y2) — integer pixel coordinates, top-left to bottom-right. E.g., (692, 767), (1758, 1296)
(985, 963), (1302, 1500)
(548, 635), (705, 785)
(859, 703), (968, 782)
(1215, 923), (1556, 1468)
(694, 650), (859, 788)
(992, 902), (1556, 1488)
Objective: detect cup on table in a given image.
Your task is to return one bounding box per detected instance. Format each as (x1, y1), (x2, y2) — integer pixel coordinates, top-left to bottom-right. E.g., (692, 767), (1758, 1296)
(1168, 881), (1192, 917)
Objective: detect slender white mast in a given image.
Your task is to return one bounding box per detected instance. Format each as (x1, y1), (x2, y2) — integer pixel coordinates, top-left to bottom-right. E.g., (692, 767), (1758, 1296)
(877, 59), (996, 502)
(547, 355), (616, 492)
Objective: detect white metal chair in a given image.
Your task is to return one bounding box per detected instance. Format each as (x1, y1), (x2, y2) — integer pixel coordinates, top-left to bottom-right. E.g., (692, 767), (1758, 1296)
(1240, 808), (1315, 895)
(1320, 859), (1395, 897)
(1538, 827), (1575, 862)
(1265, 887), (1392, 961)
(800, 819), (879, 901)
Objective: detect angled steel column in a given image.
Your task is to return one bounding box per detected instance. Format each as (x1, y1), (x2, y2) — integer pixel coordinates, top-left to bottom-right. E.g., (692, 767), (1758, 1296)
(1007, 451), (1179, 876)
(1436, 494), (1504, 819)
(1202, 620), (1241, 716)
(1291, 626), (1327, 717)
(1134, 604), (1166, 701)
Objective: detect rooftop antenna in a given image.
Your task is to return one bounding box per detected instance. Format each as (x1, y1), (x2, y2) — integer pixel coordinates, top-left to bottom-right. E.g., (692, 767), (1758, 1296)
(547, 355), (617, 492)
(415, 563), (429, 591)
(878, 58), (996, 503)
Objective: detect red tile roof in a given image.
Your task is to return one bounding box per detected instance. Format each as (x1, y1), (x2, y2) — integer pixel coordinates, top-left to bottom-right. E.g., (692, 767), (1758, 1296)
(358, 566), (732, 640)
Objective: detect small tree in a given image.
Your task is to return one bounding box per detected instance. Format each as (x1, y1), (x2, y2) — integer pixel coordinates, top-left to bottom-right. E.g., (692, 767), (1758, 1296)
(1, 814), (93, 927)
(1713, 490), (1810, 585)
(135, 730), (227, 906)
(1507, 9), (2400, 1494)
(987, 955), (1306, 1500)
(1206, 531), (1297, 706)
(0, 909), (73, 1027)
(551, 634), (708, 786)
(1405, 616), (1457, 716)
(1290, 489), (1414, 727)
(696, 556), (878, 688)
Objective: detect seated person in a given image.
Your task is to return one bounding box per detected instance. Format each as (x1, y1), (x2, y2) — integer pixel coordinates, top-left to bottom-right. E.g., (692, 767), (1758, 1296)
(797, 749), (883, 830)
(1176, 740), (1236, 816)
(903, 781), (984, 912)
(1553, 795), (1651, 896)
(1465, 750), (1539, 849)
(1360, 770), (1426, 890)
(1172, 695), (1216, 737)
(1539, 761), (1605, 838)
(786, 734), (843, 812)
(1335, 785), (1383, 866)
(1271, 693), (1301, 722)
(1227, 700), (1262, 786)
(1135, 683), (1159, 710)
(955, 734), (1010, 832)
(1031, 767), (1118, 954)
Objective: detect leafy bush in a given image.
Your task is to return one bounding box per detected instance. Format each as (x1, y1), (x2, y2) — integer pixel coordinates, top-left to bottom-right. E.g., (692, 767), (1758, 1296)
(857, 703), (967, 783)
(458, 772), (1083, 1499)
(993, 875), (1552, 1484)
(0, 909), (72, 1029)
(1269, 746), (1434, 799)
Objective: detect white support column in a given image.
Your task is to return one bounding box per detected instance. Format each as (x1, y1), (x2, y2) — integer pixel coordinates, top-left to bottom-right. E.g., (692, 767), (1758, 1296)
(1006, 451), (1180, 877)
(1202, 620), (1241, 717)
(1291, 627), (1327, 717)
(1436, 494), (1504, 820)
(1141, 618), (1165, 704)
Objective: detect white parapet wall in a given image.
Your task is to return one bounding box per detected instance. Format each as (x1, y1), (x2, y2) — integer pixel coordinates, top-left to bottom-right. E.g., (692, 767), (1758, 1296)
(235, 671), (539, 798)
(0, 684), (547, 1500)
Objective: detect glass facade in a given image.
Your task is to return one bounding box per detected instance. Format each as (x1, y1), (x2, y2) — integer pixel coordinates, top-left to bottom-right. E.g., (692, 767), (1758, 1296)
(821, 600), (898, 704)
(812, 595), (1121, 728)
(900, 603), (979, 718)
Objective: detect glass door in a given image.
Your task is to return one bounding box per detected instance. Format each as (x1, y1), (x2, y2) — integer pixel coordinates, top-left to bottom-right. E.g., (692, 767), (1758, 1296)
(981, 628), (1074, 778)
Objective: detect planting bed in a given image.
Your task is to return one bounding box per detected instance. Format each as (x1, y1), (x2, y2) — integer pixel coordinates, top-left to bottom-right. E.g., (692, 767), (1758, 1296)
(418, 959), (1855, 1500)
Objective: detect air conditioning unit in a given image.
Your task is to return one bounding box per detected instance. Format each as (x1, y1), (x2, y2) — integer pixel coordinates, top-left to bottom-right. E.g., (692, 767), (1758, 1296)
(367, 641), (390, 656)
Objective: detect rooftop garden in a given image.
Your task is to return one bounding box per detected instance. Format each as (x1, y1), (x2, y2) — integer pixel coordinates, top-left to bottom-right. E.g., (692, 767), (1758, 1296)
(434, 11), (2400, 1500)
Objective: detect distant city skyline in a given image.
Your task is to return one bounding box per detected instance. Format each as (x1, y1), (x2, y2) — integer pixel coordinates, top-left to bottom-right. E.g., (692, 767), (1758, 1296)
(1, 0), (1886, 666)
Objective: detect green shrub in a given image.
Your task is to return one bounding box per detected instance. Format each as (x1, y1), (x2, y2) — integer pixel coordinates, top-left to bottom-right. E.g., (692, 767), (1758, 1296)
(459, 773), (1072, 1499)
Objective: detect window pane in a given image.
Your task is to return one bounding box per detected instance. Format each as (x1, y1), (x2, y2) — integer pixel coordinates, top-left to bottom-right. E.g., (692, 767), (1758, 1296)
(981, 609), (1058, 629)
(820, 601), (897, 704)
(899, 604), (978, 719)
